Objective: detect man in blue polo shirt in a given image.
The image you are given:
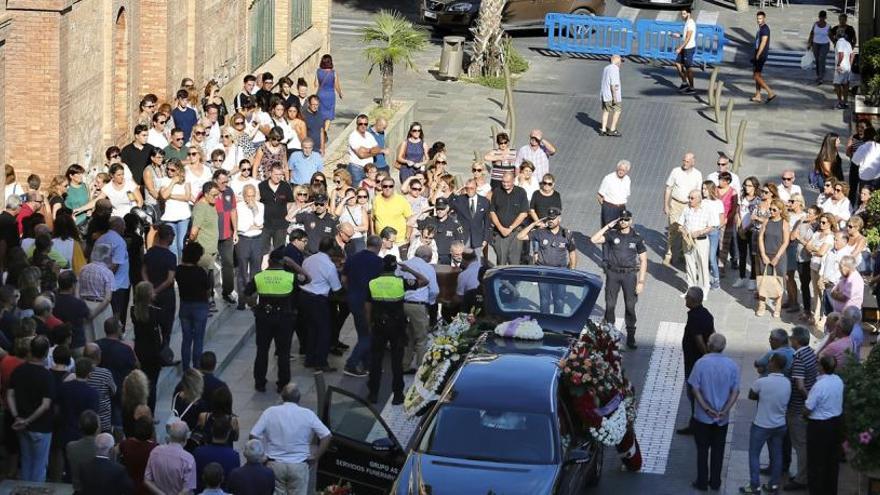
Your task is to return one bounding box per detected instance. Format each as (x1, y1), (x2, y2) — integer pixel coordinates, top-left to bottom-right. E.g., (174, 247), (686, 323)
(342, 235), (384, 377)
(368, 118), (389, 172)
(288, 138), (323, 185)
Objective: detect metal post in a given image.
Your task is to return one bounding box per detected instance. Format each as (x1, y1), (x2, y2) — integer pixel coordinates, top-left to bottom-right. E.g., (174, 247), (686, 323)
(708, 67), (719, 107)
(724, 99), (734, 143)
(734, 120), (748, 172)
(713, 81), (725, 123)
(503, 60), (516, 141)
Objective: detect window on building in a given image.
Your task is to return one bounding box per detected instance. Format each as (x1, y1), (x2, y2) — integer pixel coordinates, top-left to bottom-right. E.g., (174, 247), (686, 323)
(249, 0), (276, 70)
(290, 0), (312, 40)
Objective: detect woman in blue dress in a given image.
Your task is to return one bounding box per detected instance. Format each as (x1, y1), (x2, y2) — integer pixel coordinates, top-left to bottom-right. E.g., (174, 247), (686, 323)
(314, 54), (343, 121)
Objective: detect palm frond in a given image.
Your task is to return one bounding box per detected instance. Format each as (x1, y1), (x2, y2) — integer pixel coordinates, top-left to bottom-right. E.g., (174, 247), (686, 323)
(360, 9), (429, 72)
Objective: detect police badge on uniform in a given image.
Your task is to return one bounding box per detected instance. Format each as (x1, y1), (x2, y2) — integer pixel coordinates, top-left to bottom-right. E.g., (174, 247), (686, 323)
(613, 237), (620, 244)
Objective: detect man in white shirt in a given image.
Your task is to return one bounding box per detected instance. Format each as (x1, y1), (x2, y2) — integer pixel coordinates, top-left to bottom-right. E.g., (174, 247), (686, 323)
(454, 250), (482, 311)
(854, 138), (880, 186)
(678, 190), (718, 295)
(741, 354), (791, 493)
(203, 104), (223, 153)
(596, 159), (631, 226)
(674, 8), (698, 94)
(299, 237), (343, 372)
(250, 383), (332, 495)
(514, 129), (557, 179)
(706, 156), (742, 193)
(348, 114), (386, 185)
(147, 113), (169, 149)
(804, 355), (844, 495)
(599, 55), (623, 137)
(776, 170), (801, 202)
(664, 152), (704, 266)
(400, 246), (439, 373)
(833, 31), (854, 109)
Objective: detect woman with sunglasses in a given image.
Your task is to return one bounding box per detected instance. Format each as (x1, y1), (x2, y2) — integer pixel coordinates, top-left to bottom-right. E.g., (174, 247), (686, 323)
(529, 173), (562, 222)
(95, 146), (134, 186)
(101, 163), (143, 218)
(284, 103), (307, 154)
(783, 194), (807, 312)
(142, 148), (167, 211)
(757, 199), (790, 317)
(396, 122), (429, 183)
(715, 172), (738, 276)
(484, 132), (517, 190)
(821, 181), (851, 226)
(812, 133), (843, 189)
(805, 213), (837, 323)
(360, 163), (380, 199)
(329, 169), (353, 210)
(136, 94), (158, 127)
(159, 159), (192, 259)
(791, 203), (820, 318)
(217, 126), (245, 174)
(147, 112), (170, 149)
(252, 127), (288, 181)
(185, 148), (212, 202)
(229, 112), (257, 158)
(746, 182), (778, 290)
(430, 174), (456, 207)
(186, 123), (208, 155)
(843, 215), (868, 270)
(852, 185), (872, 218)
(229, 159), (259, 202)
(336, 187), (369, 252)
(702, 180), (725, 290)
(516, 160), (539, 201)
(470, 161), (492, 197)
(426, 152), (448, 192)
(404, 179), (431, 222)
(733, 177), (761, 289)
(202, 80), (229, 126)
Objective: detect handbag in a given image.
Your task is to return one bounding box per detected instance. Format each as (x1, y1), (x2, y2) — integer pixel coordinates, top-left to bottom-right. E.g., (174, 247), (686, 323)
(800, 49), (816, 70)
(757, 265), (783, 299)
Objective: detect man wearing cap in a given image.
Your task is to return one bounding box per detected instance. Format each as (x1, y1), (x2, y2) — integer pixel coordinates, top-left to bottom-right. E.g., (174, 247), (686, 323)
(590, 209), (647, 349)
(432, 198), (466, 265)
(517, 207), (577, 313)
(295, 193), (338, 255)
(244, 249), (310, 393)
(366, 255), (429, 405)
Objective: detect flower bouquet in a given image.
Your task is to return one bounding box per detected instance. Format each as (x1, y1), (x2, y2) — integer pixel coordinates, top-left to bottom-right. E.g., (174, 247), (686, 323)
(317, 482), (351, 495)
(494, 316), (544, 340)
(840, 345), (880, 473)
(559, 320), (641, 471)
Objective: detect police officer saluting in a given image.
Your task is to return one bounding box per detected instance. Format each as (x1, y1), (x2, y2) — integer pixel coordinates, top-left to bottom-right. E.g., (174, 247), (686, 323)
(244, 248), (310, 393)
(590, 209), (647, 350)
(366, 255), (429, 405)
(295, 193), (338, 254)
(517, 206), (577, 314)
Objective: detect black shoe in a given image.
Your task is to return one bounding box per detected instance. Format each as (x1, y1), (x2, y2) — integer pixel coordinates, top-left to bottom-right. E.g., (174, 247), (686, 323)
(276, 384), (286, 394)
(782, 481), (806, 491)
(760, 467), (771, 475)
(678, 83), (690, 91)
(237, 302), (246, 311)
(598, 129), (608, 136)
(607, 130), (622, 137)
(761, 483), (780, 494)
(314, 366), (337, 373)
(367, 393), (378, 404)
(676, 426), (694, 435)
(683, 87), (696, 95)
(403, 368), (418, 375)
(626, 337), (638, 349)
(392, 393), (405, 405)
(344, 366), (368, 378)
(255, 383), (266, 392)
(222, 294), (237, 304)
(691, 481), (708, 492)
(329, 348), (345, 357)
(334, 342), (350, 350)
(163, 359), (181, 368)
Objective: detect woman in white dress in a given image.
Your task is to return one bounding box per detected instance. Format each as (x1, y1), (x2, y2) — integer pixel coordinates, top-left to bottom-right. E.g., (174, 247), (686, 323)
(100, 163), (143, 218)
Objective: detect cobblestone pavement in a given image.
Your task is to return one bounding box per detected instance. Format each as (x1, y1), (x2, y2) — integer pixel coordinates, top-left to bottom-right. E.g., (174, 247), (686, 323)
(164, 1), (869, 493)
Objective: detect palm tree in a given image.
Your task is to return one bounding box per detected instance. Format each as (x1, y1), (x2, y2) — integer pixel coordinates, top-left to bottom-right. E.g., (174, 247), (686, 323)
(361, 10), (429, 109)
(468, 0), (507, 78)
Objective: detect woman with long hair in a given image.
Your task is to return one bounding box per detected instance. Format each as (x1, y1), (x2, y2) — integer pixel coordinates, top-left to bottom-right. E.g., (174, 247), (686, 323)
(171, 368), (204, 432)
(51, 211), (83, 271)
(130, 281), (163, 413)
(813, 133), (843, 188)
(4, 164), (24, 202)
(142, 147), (166, 209)
(853, 185), (872, 218)
(121, 369), (152, 437)
(136, 93), (158, 127)
(186, 123), (208, 154)
(315, 53), (343, 121)
(805, 213), (837, 323)
(176, 242), (210, 371)
(309, 172), (328, 198)
(715, 172), (738, 276)
(251, 127), (287, 181)
(329, 169), (353, 210)
(100, 163), (143, 218)
(159, 159), (191, 260)
(336, 187), (369, 253)
(284, 103), (307, 154)
(229, 112), (257, 158)
(843, 215), (869, 270)
(702, 180), (725, 289)
(185, 147), (212, 202)
(201, 79), (229, 126)
(471, 160), (492, 197)
(396, 122), (430, 183)
(733, 177), (761, 289)
(45, 175), (68, 230)
(196, 386), (240, 447)
(757, 198), (790, 317)
(267, 96), (297, 153)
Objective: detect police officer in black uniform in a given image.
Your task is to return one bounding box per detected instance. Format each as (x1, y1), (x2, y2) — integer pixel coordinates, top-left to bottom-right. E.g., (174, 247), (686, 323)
(517, 206), (577, 314)
(432, 197), (466, 264)
(365, 255), (429, 405)
(243, 249), (310, 393)
(590, 209), (647, 349)
(294, 193), (339, 254)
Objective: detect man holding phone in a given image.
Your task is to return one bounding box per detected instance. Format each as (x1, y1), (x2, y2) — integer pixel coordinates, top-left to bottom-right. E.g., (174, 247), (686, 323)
(590, 209), (647, 349)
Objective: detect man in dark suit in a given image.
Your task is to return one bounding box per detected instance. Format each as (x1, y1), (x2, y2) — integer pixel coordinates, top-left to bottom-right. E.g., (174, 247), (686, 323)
(451, 179), (491, 251)
(80, 433), (134, 495)
(66, 410), (101, 493)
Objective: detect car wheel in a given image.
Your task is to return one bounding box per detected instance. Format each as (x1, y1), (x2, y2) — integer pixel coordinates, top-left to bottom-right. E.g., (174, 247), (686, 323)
(586, 446), (603, 487)
(570, 7), (595, 15)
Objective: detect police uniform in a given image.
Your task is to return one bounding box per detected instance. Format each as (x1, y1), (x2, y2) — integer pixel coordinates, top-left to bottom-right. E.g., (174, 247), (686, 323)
(244, 267), (296, 392)
(434, 215), (466, 265)
(602, 227), (646, 338)
(367, 273), (419, 400)
(528, 226), (576, 314)
(295, 211), (339, 254)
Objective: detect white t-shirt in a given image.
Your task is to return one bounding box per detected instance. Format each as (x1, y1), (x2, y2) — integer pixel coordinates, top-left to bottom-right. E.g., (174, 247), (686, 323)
(159, 178), (192, 222)
(147, 128), (169, 149)
(230, 176), (260, 201)
(236, 201), (264, 237)
(348, 131), (379, 167)
(249, 111), (272, 145)
(598, 172), (630, 205)
(704, 198), (725, 227)
(102, 181), (138, 217)
(777, 184), (803, 202)
(835, 37), (853, 71)
(186, 165), (214, 202)
(750, 373), (791, 429)
(683, 19), (697, 49)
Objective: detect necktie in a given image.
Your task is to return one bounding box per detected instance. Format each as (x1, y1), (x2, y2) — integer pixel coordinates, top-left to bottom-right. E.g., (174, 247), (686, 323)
(470, 198), (476, 215)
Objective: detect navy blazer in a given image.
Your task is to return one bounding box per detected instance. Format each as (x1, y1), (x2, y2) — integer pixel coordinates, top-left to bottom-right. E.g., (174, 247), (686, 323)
(450, 194), (492, 249)
(79, 457), (134, 495)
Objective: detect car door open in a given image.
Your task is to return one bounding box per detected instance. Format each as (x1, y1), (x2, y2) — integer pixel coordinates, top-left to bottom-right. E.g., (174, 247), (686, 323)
(317, 386), (407, 495)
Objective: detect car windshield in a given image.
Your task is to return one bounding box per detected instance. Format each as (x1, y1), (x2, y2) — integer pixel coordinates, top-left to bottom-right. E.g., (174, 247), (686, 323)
(490, 277), (587, 317)
(418, 405), (556, 464)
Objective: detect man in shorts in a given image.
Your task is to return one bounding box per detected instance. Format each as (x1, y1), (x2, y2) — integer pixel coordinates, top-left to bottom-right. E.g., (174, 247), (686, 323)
(599, 55), (623, 137)
(833, 31), (854, 109)
(751, 11), (776, 103)
(674, 8), (697, 95)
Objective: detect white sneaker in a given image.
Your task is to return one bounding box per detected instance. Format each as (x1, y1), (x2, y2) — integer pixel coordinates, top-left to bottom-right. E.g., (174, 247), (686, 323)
(732, 278), (746, 288)
(748, 280), (757, 291)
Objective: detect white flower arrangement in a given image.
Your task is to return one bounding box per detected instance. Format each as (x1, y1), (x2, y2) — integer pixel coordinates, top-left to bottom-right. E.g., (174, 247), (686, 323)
(589, 402), (628, 446)
(494, 317), (544, 340)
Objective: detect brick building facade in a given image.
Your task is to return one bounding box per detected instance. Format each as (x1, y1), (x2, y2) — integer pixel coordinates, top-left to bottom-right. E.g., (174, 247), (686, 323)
(0, 0), (331, 182)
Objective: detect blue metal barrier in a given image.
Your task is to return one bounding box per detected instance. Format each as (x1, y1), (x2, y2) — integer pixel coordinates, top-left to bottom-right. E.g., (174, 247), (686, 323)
(545, 13), (635, 57)
(635, 19), (726, 65)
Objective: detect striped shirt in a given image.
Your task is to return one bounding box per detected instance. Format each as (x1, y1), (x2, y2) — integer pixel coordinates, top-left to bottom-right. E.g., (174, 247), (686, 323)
(86, 366), (117, 433)
(78, 262), (114, 300)
(788, 345), (818, 413)
(678, 205), (719, 234)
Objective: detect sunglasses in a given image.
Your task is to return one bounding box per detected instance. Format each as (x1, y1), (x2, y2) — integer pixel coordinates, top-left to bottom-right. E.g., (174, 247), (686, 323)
(411, 128), (422, 133)
(296, 192), (308, 197)
(313, 179), (325, 184)
(222, 134), (231, 138)
(716, 162), (728, 166)
(211, 159), (223, 163)
(357, 194), (369, 199)
(846, 224), (857, 228)
(782, 177), (794, 181)
(194, 131), (205, 136)
(167, 168), (178, 173)
(769, 207), (780, 212)
(835, 188), (844, 192)
(357, 122), (368, 127)
(472, 168), (483, 172)
(188, 152), (200, 156)
(241, 168), (251, 173)
(498, 140), (509, 145)
(436, 160), (447, 165)
(234, 121), (245, 126)
(315, 202), (326, 206)
(820, 220), (830, 225)
(411, 187), (422, 192)
(157, 120), (167, 125)
(144, 104), (156, 108)
(110, 153), (120, 158)
(541, 181), (554, 186)
(381, 184), (394, 189)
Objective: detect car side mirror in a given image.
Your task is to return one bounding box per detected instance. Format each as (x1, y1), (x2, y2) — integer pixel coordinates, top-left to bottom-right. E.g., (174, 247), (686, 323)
(371, 437), (397, 452)
(564, 449), (591, 465)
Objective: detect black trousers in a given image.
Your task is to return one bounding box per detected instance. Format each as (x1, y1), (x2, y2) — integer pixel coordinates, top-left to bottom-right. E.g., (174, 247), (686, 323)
(111, 288), (131, 327)
(807, 416), (842, 495)
(604, 269), (638, 332)
(600, 202), (625, 227)
(254, 311), (293, 388)
(331, 299), (350, 347)
(848, 162), (860, 205)
(262, 227), (288, 255)
(798, 261), (812, 312)
(142, 363), (161, 414)
(368, 322), (405, 396)
(300, 291), (331, 367)
(218, 238), (235, 297)
(693, 421), (728, 490)
(737, 231), (757, 280)
(154, 289), (176, 347)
